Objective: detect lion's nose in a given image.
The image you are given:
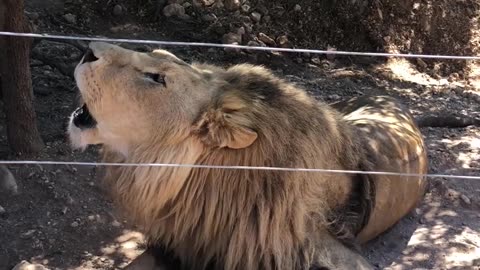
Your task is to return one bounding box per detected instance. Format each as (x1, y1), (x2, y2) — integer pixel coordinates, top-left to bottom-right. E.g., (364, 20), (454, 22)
(81, 48), (99, 64)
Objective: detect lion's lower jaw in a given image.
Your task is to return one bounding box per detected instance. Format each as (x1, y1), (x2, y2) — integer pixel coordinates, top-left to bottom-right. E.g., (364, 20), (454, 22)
(67, 119), (91, 151)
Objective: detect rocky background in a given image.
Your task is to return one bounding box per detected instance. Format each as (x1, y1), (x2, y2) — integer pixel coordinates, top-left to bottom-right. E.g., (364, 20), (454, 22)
(0, 0), (479, 269)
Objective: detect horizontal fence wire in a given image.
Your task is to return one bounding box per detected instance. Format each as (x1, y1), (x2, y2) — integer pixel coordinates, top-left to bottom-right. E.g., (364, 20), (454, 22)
(1, 160), (479, 180)
(1, 31), (480, 60)
(0, 31), (478, 181)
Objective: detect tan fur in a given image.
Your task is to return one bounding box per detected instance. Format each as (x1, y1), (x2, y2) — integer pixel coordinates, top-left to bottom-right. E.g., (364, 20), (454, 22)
(68, 42), (428, 270)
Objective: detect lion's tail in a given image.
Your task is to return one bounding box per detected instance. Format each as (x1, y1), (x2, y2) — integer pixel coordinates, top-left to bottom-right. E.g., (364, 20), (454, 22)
(415, 114), (480, 128)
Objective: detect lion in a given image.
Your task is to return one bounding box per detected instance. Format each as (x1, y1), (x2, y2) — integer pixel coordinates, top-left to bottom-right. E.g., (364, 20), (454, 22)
(67, 42), (428, 270)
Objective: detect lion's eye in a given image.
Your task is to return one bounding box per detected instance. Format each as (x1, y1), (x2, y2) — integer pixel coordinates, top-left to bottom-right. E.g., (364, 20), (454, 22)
(144, 72), (166, 86)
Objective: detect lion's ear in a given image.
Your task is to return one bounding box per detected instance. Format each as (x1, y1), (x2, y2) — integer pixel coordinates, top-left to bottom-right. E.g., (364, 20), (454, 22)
(223, 125), (258, 149)
(193, 95), (258, 150)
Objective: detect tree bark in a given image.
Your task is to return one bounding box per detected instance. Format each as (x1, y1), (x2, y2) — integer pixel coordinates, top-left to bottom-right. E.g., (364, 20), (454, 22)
(0, 0), (44, 154)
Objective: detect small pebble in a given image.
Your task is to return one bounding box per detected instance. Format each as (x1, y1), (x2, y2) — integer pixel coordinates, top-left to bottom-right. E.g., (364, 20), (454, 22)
(294, 4), (302, 12)
(328, 94), (341, 100)
(70, 221), (79, 228)
(247, 40), (260, 47)
(29, 12), (40, 20)
(111, 220), (122, 227)
(21, 229), (36, 239)
(460, 194), (471, 205)
(202, 13), (217, 22)
(163, 3), (185, 17)
(113, 5), (123, 16)
(258, 32), (276, 46)
(0, 165), (18, 195)
(276, 35), (291, 48)
(63, 13), (77, 24)
(250, 12), (262, 23)
(224, 0), (240, 10)
(241, 4), (250, 13)
(311, 57), (321, 65)
(326, 46), (337, 61)
(222, 32), (242, 44)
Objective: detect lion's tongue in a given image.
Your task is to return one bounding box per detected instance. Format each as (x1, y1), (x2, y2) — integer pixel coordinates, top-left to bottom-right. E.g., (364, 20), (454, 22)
(72, 104), (97, 130)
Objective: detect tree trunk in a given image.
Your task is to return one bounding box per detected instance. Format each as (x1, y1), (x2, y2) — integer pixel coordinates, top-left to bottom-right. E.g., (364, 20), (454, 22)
(0, 0), (44, 154)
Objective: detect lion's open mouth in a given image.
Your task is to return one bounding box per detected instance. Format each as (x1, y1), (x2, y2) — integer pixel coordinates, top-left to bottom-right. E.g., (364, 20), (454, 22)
(72, 104), (97, 130)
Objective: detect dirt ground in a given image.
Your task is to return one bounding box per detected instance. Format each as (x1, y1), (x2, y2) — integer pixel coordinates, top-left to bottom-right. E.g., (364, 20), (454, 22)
(0, 0), (479, 269)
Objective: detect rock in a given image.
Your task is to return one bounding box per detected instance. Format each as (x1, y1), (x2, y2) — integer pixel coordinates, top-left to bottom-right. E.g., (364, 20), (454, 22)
(272, 6), (286, 18)
(70, 221), (79, 228)
(0, 205), (5, 215)
(210, 22), (226, 35)
(328, 94), (341, 100)
(446, 188), (460, 199)
(256, 40), (267, 47)
(294, 4), (302, 12)
(163, 3), (185, 18)
(448, 72), (460, 82)
(416, 58), (428, 69)
(247, 41), (261, 47)
(250, 12), (262, 23)
(256, 5), (268, 15)
(27, 12), (40, 20)
(192, 0), (203, 8)
(241, 4), (251, 13)
(236, 26), (246, 36)
(326, 46), (337, 61)
(12, 261), (49, 270)
(224, 0), (241, 11)
(311, 57), (321, 65)
(20, 230), (36, 239)
(111, 220), (122, 227)
(202, 13), (217, 22)
(222, 33), (242, 53)
(276, 35), (292, 48)
(242, 22), (253, 33)
(222, 32), (242, 44)
(198, 0), (216, 6)
(113, 4), (123, 16)
(460, 194), (471, 205)
(63, 13), (76, 24)
(0, 165), (18, 195)
(258, 33), (276, 46)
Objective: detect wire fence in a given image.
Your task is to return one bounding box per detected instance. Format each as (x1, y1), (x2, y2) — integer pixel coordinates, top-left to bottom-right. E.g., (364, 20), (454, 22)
(0, 31), (479, 181)
(2, 31), (480, 60)
(1, 160), (480, 180)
